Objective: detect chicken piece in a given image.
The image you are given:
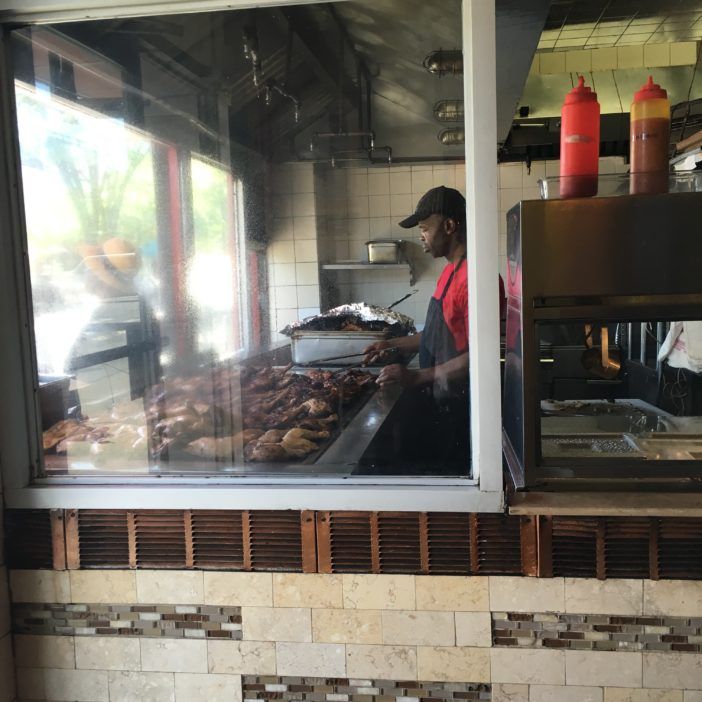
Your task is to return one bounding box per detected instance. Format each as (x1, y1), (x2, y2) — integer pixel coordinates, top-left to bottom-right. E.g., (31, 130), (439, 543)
(234, 429), (263, 445)
(297, 414), (339, 431)
(250, 442), (289, 462)
(284, 427), (330, 442)
(281, 434), (318, 458)
(43, 419), (83, 451)
(300, 398), (333, 417)
(258, 429), (287, 444)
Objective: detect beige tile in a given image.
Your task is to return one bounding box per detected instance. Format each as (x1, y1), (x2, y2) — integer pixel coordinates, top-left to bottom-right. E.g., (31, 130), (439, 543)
(565, 50), (592, 73)
(204, 572), (272, 607)
(75, 636), (140, 671)
(296, 285), (320, 309)
(273, 574), (342, 609)
(643, 652), (702, 690)
(390, 194), (413, 218)
(10, 570), (71, 603)
(17, 667), (45, 700)
(174, 673), (241, 702)
(369, 195), (391, 218)
(312, 609), (382, 644)
(417, 646), (490, 683)
(276, 642), (345, 677)
(644, 580), (702, 616)
(685, 693), (702, 702)
(368, 171), (390, 195)
(242, 606), (311, 642)
(540, 52), (566, 74)
(492, 684), (528, 702)
(296, 262), (319, 286)
(566, 651), (641, 688)
(455, 611), (492, 647)
(605, 689), (682, 702)
(416, 576), (489, 611)
(208, 640), (276, 675)
(565, 578), (643, 615)
(292, 193), (315, 218)
(271, 240), (296, 264)
(136, 571), (204, 605)
(44, 668), (108, 702)
(293, 216), (317, 240)
(617, 45), (644, 69)
(490, 648), (565, 685)
(382, 610), (454, 646)
(490, 576), (565, 613)
(346, 644), (417, 679)
(15, 635), (75, 669)
(644, 44), (670, 68)
(294, 240), (318, 264)
(530, 685), (602, 702)
(389, 170), (412, 195)
(671, 42), (698, 66)
(342, 574), (415, 610)
(141, 639), (208, 673)
(108, 671), (175, 702)
(70, 570), (136, 604)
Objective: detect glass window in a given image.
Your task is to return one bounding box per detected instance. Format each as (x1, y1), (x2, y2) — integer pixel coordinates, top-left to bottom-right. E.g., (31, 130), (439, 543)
(12, 2), (488, 480)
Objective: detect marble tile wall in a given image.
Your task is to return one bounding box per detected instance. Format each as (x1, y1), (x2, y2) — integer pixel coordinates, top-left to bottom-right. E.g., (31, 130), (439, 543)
(8, 571), (702, 702)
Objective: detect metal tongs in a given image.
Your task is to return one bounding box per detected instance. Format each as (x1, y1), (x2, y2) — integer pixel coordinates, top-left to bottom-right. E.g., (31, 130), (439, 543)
(297, 348), (399, 368)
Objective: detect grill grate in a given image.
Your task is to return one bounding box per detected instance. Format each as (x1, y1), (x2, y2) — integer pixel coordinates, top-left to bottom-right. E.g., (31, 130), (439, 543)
(474, 514), (522, 574)
(190, 510), (245, 569)
(133, 511), (187, 568)
(326, 512), (373, 573)
(377, 512), (422, 573)
(247, 510), (303, 571)
(657, 518), (702, 580)
(604, 518), (650, 579)
(76, 510), (130, 568)
(426, 512), (471, 574)
(552, 517), (599, 578)
(5, 509), (53, 569)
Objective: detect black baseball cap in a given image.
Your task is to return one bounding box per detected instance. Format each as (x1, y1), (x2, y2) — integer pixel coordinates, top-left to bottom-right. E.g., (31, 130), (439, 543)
(398, 186), (466, 229)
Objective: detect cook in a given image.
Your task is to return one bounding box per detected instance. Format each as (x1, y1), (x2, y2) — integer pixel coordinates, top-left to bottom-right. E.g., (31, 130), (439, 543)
(364, 186), (505, 465)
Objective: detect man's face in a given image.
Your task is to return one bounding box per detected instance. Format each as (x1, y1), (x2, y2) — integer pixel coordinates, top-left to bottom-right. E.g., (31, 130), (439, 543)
(418, 214), (451, 258)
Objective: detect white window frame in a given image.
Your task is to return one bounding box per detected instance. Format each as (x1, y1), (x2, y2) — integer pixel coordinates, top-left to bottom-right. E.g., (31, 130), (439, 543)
(0, 0), (503, 512)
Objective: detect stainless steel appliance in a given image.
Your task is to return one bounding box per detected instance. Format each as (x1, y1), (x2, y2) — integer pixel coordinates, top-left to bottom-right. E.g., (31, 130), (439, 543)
(502, 192), (702, 490)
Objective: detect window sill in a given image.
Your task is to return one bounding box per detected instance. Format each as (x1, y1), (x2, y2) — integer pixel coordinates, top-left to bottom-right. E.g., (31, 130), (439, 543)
(508, 491), (702, 517)
(7, 482), (503, 512)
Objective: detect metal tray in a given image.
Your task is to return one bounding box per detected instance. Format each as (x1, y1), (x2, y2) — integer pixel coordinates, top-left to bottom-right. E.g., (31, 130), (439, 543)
(290, 330), (391, 365)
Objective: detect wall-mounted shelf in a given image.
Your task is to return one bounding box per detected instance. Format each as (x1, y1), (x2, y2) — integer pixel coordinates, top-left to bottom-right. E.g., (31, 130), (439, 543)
(322, 262), (415, 284)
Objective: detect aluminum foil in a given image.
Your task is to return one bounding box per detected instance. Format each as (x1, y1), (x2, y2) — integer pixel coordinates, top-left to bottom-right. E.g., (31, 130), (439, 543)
(281, 302), (416, 337)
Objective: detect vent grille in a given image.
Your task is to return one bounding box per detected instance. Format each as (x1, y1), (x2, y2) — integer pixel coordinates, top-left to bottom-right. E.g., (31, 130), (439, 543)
(133, 511), (187, 568)
(377, 513), (422, 573)
(552, 517), (599, 578)
(248, 511), (303, 571)
(474, 514), (522, 574)
(657, 518), (702, 579)
(5, 509), (53, 569)
(190, 510), (244, 569)
(326, 512), (373, 573)
(77, 510), (130, 568)
(426, 512), (471, 574)
(604, 518), (650, 579)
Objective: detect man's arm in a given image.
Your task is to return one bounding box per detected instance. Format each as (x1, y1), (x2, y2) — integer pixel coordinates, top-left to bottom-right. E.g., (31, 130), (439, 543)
(377, 351), (468, 389)
(364, 332), (422, 363)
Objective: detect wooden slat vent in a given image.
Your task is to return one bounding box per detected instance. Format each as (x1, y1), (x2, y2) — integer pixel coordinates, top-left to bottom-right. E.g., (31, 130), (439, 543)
(76, 510), (130, 568)
(656, 518), (702, 580)
(425, 512), (471, 574)
(551, 517), (599, 578)
(247, 510), (303, 571)
(473, 514), (522, 574)
(324, 512), (373, 573)
(604, 518), (650, 579)
(133, 511), (186, 568)
(377, 512), (422, 573)
(5, 509), (54, 569)
(190, 510), (244, 569)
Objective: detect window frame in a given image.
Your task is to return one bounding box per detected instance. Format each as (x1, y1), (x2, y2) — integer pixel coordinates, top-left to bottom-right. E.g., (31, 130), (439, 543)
(0, 0), (504, 512)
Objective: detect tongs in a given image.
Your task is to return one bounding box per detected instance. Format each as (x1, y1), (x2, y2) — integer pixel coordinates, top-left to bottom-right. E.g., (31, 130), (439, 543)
(297, 348), (398, 367)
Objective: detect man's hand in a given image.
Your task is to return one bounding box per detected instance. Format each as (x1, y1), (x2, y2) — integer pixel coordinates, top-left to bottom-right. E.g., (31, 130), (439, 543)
(376, 363), (419, 389)
(363, 340), (392, 365)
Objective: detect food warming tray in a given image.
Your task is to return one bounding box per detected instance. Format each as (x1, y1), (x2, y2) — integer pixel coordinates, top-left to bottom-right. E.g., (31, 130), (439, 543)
(290, 330), (392, 365)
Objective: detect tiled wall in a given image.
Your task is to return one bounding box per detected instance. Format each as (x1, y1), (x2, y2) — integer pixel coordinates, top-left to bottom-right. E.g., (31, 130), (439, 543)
(0, 473), (15, 702)
(9, 570), (702, 702)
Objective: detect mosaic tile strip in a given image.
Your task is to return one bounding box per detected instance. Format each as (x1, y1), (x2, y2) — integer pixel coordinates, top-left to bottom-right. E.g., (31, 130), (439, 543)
(492, 612), (702, 652)
(242, 676), (491, 702)
(12, 603), (242, 640)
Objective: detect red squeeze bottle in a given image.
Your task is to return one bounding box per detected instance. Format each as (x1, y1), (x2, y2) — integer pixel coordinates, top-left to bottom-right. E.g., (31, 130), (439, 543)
(560, 76), (600, 198)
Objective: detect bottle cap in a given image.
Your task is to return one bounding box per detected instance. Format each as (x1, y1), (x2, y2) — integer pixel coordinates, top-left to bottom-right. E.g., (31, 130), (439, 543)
(634, 75), (668, 102)
(564, 76), (598, 105)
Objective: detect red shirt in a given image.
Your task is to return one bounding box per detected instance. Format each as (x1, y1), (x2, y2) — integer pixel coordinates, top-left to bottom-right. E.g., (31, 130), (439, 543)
(432, 259), (506, 353)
